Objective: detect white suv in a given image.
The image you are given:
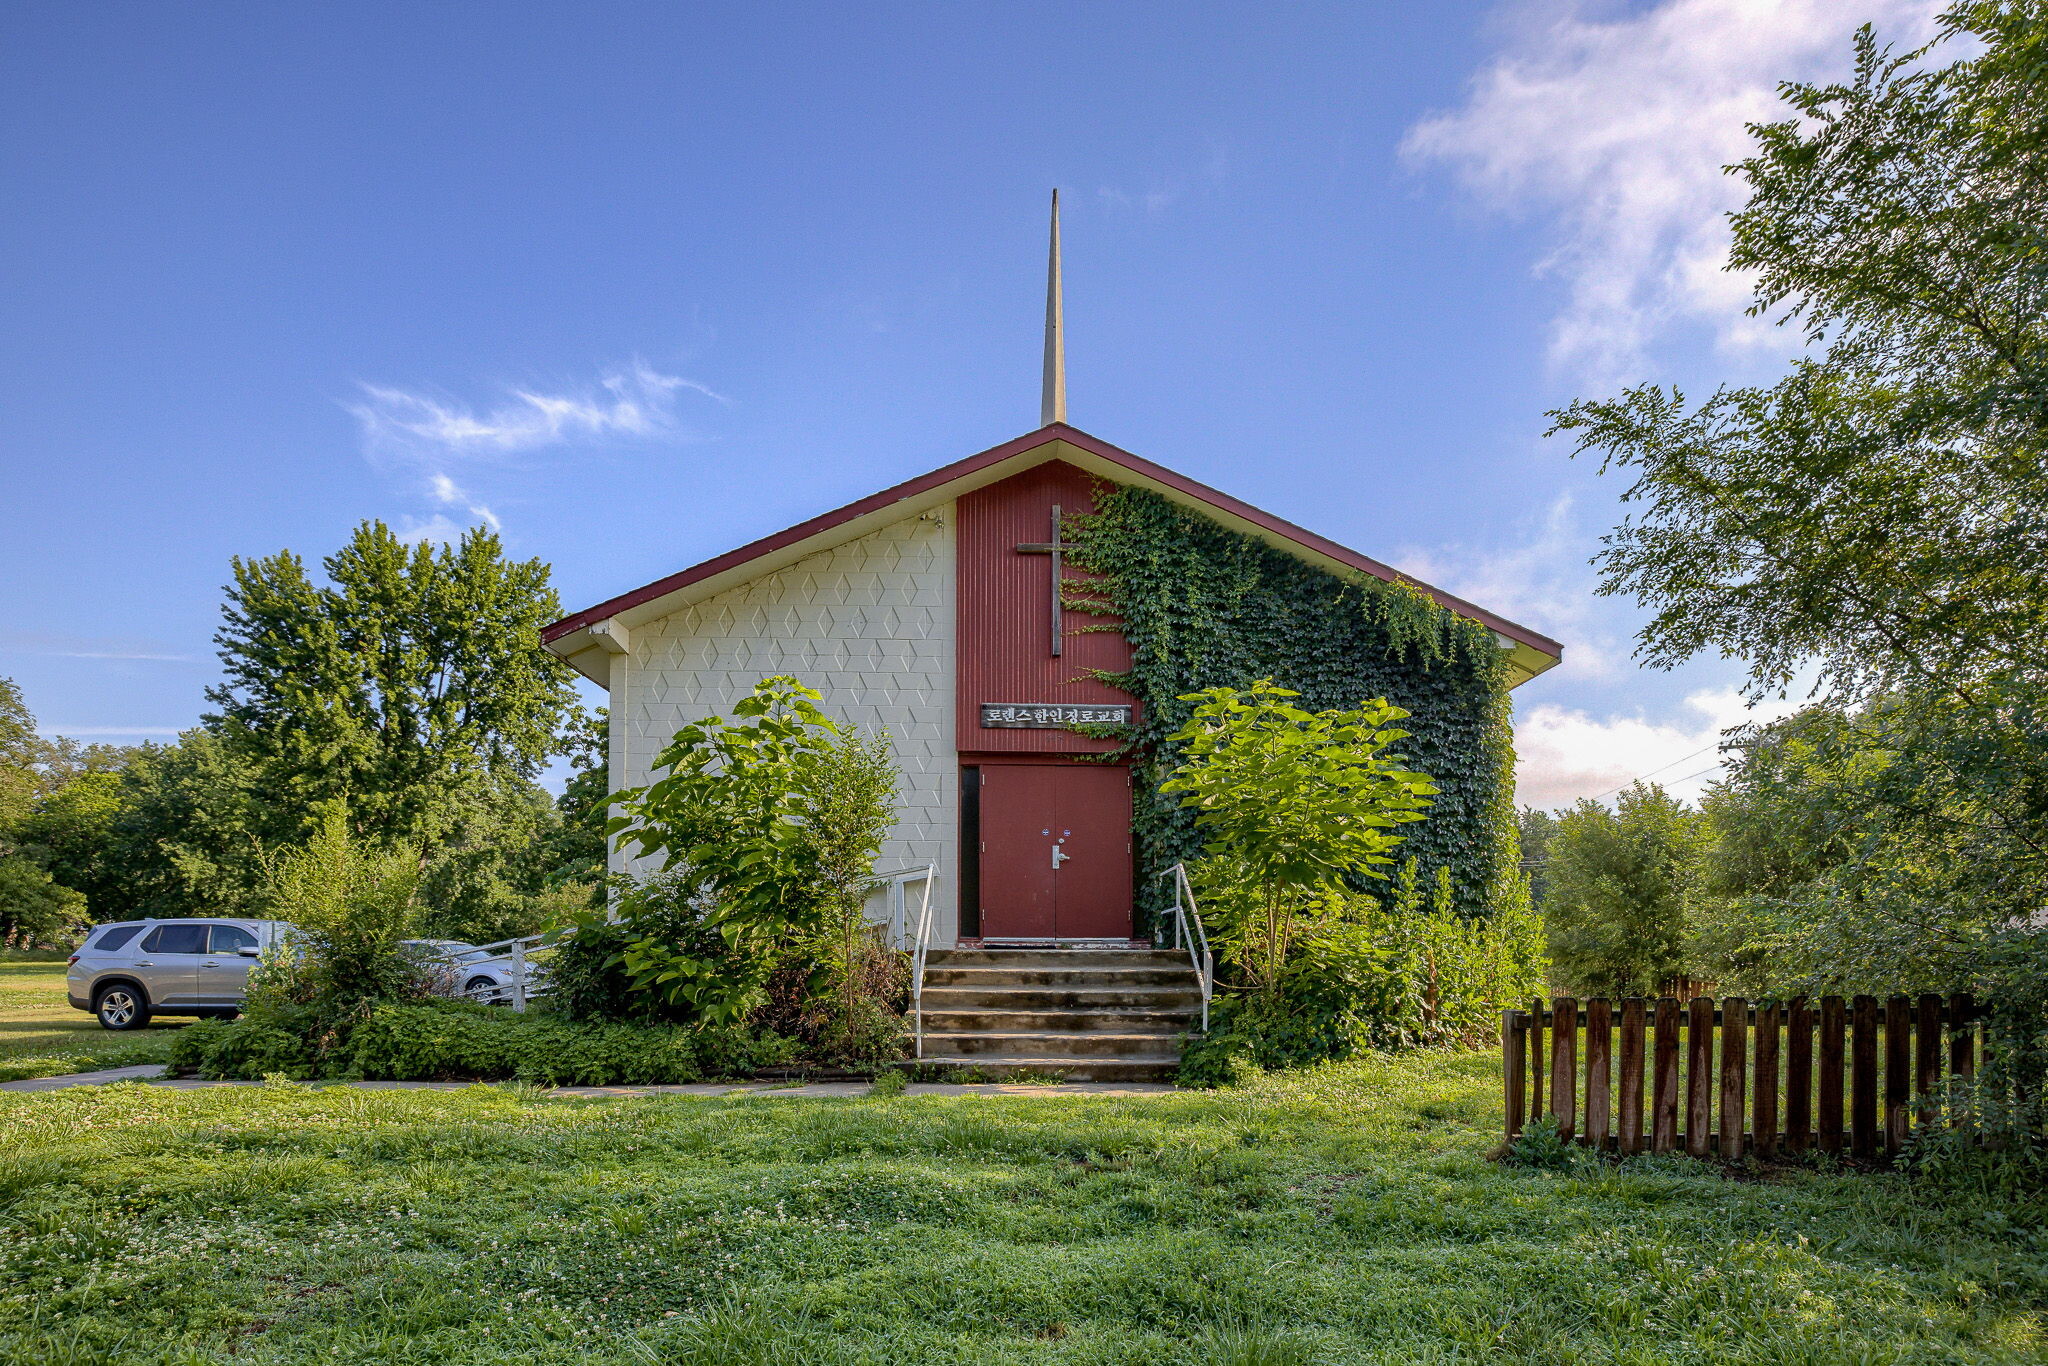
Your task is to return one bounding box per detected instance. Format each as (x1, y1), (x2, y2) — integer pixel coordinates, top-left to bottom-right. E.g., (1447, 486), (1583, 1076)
(67, 919), (294, 1030)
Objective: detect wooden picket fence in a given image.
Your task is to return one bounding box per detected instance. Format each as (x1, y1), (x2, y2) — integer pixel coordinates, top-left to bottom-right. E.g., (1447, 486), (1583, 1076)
(1503, 994), (1984, 1161)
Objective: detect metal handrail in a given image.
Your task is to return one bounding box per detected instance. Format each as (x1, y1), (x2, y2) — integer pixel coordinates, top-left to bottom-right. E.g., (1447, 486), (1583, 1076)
(870, 863), (939, 1058)
(1158, 862), (1214, 1032)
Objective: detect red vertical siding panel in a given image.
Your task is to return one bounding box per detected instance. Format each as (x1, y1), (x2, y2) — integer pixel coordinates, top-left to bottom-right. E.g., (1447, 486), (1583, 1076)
(956, 460), (1137, 755)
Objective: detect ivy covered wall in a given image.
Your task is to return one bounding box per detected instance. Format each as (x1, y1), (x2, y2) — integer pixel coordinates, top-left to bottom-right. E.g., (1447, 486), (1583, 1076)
(1064, 486), (1520, 927)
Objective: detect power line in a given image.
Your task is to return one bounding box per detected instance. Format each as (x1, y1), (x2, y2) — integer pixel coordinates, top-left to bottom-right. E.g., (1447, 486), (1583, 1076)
(1585, 741), (1723, 803)
(1661, 763), (1729, 790)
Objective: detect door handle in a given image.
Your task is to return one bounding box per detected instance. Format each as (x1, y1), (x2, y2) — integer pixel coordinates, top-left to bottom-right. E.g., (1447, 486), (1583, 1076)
(1052, 846), (1069, 869)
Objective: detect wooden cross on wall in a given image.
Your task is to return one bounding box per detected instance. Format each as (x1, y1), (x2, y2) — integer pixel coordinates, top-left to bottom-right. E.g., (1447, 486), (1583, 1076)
(1015, 504), (1076, 657)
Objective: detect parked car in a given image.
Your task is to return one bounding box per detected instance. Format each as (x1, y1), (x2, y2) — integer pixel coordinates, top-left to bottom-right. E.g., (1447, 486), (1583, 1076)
(400, 939), (538, 1004)
(67, 919), (295, 1030)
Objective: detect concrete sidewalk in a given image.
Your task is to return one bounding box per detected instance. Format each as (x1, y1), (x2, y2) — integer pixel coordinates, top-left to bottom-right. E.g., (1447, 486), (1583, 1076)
(0, 1064), (1173, 1098)
(0, 1064), (171, 1092)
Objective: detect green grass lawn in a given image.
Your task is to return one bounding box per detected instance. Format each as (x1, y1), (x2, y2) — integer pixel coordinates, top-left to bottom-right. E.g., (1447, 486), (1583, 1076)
(0, 958), (180, 1083)
(4, 1052), (2043, 1364)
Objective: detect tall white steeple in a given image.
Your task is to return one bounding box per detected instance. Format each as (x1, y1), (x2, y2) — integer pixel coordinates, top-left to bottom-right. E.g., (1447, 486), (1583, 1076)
(1041, 189), (1066, 427)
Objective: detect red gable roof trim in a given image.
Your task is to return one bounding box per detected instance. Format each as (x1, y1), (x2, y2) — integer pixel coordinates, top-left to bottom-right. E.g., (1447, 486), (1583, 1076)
(542, 423), (1562, 666)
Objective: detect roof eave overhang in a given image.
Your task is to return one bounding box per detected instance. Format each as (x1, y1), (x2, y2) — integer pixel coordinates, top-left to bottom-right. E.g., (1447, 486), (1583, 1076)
(544, 424), (1564, 688)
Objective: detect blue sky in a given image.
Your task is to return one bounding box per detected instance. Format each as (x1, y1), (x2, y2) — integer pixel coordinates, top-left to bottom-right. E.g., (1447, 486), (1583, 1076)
(0, 1), (1940, 805)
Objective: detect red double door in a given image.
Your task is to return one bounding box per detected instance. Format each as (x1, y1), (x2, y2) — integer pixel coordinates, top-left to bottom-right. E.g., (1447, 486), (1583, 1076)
(976, 763), (1133, 941)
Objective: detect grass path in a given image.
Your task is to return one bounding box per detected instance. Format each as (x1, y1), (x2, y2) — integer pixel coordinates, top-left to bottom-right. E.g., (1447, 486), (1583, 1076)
(3, 1050), (2043, 1364)
(0, 958), (179, 1083)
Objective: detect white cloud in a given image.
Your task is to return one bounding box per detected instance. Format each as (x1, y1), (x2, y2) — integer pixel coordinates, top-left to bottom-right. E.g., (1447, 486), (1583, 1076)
(392, 513), (479, 546)
(423, 472), (500, 535)
(1404, 0), (1941, 380)
(1097, 185), (1177, 215)
(0, 630), (201, 664)
(350, 358), (724, 541)
(348, 360), (726, 460)
(1514, 685), (1802, 810)
(1094, 142), (1231, 218)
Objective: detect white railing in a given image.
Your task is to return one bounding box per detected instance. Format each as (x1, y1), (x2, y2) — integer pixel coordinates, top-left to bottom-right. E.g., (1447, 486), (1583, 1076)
(1158, 862), (1214, 1032)
(872, 862), (939, 1058)
(447, 933), (553, 1010)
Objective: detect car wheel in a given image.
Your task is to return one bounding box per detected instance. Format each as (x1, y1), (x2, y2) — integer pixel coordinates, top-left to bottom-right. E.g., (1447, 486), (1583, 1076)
(464, 975), (504, 1004)
(94, 984), (151, 1031)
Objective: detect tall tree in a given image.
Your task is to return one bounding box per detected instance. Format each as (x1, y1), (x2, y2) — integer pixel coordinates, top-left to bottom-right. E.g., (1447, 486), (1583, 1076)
(0, 678), (101, 940)
(1544, 783), (1706, 998)
(533, 708), (610, 892)
(1553, 5), (2048, 710)
(1549, 5), (2048, 961)
(1516, 806), (1559, 915)
(0, 677), (38, 840)
(1687, 705), (1919, 995)
(102, 730), (274, 919)
(207, 521), (578, 845)
(14, 770), (127, 916)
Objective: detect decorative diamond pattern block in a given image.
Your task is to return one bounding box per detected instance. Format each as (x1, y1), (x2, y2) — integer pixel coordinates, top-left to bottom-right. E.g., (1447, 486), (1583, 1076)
(611, 510), (958, 940)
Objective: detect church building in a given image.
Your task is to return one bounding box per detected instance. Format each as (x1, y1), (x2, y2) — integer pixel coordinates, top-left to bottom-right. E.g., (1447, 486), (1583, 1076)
(541, 197), (1561, 963)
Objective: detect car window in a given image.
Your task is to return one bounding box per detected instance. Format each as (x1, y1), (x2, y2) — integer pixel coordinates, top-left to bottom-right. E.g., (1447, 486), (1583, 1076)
(208, 925), (258, 954)
(88, 925), (144, 953)
(139, 924), (209, 955)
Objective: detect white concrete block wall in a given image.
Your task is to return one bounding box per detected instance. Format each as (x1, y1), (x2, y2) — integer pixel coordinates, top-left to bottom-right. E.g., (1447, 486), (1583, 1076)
(608, 507), (958, 942)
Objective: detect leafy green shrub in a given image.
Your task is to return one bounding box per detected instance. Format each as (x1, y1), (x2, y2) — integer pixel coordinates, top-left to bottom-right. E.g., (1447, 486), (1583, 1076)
(1504, 1114), (1574, 1170)
(751, 929), (909, 1068)
(539, 903), (673, 1024)
(166, 1019), (232, 1073)
(1178, 860), (1546, 1083)
(1898, 1079), (2048, 1197)
(169, 1017), (312, 1080)
(1382, 859), (1547, 1048)
(607, 676), (903, 1029)
(1154, 682), (1537, 1081)
(800, 727), (903, 1045)
(260, 809), (429, 1013)
(577, 675), (911, 1062)
(689, 1018), (799, 1080)
(1175, 1026), (1265, 1089)
(337, 1001), (795, 1085)
(1159, 681), (1437, 994)
(341, 1002), (688, 1084)
(173, 999), (796, 1085)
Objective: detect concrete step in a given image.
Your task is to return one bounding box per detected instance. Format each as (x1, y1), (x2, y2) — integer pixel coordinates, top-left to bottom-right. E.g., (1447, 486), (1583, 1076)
(922, 1007), (1195, 1033)
(921, 1030), (1185, 1059)
(910, 949), (1203, 1082)
(912, 1056), (1182, 1084)
(923, 965), (1195, 989)
(929, 948), (1188, 969)
(921, 985), (1202, 1011)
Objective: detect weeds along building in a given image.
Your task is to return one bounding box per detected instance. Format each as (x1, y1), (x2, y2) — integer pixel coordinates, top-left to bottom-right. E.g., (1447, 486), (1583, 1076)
(541, 197), (1561, 950)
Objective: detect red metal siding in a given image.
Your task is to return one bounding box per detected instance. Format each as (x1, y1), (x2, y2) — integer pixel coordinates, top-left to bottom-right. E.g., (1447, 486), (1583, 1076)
(955, 460), (1136, 755)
